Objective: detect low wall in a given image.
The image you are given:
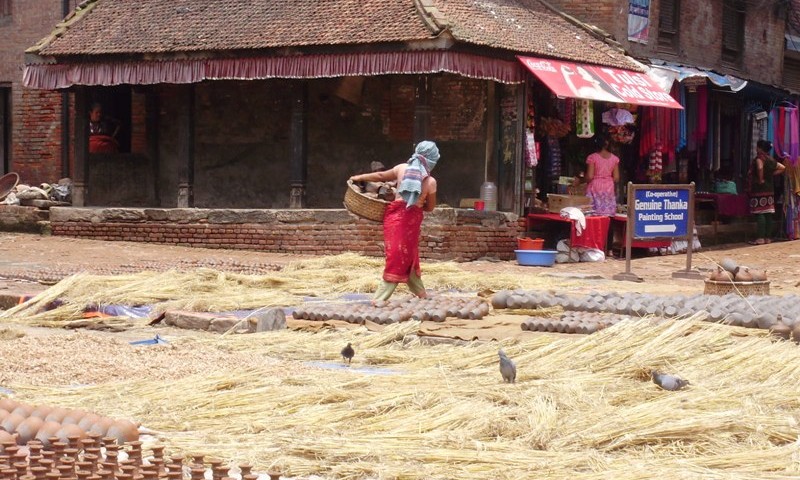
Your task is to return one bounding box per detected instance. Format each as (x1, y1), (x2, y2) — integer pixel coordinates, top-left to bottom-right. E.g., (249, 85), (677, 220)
(49, 207), (523, 261)
(0, 206), (50, 233)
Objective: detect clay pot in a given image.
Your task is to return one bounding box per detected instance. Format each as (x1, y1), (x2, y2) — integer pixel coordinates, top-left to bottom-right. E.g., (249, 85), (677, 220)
(10, 404), (34, 419)
(61, 410), (87, 426)
(0, 400), (17, 413)
(77, 414), (100, 432)
(0, 431), (15, 445)
(15, 417), (43, 445)
(720, 257), (739, 274)
(105, 420), (138, 445)
(734, 268), (753, 283)
(1, 414), (25, 434)
(88, 417), (114, 437)
(55, 424), (85, 444)
(44, 408), (69, 424)
(750, 268), (768, 282)
(28, 406), (53, 420)
(33, 421), (61, 447)
(770, 322), (792, 340)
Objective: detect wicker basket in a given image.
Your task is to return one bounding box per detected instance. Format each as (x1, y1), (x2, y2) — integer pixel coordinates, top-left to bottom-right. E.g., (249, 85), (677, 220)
(343, 180), (389, 222)
(704, 280), (770, 296)
(0, 172), (19, 201)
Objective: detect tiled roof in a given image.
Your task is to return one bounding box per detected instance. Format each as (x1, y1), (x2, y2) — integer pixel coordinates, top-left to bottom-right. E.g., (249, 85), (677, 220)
(426, 0), (641, 71)
(37, 0), (437, 55)
(33, 0), (641, 71)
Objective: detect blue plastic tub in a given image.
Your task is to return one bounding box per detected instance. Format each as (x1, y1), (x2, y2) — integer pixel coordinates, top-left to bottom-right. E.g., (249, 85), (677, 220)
(515, 249), (557, 267)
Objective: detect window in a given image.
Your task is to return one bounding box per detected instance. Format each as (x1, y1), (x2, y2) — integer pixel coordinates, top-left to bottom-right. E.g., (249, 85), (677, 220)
(722, 0), (745, 64)
(0, 0), (10, 26)
(658, 0), (679, 51)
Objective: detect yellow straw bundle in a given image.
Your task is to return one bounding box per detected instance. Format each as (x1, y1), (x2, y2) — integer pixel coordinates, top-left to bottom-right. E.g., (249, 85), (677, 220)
(12, 315), (800, 479)
(0, 253), (572, 326)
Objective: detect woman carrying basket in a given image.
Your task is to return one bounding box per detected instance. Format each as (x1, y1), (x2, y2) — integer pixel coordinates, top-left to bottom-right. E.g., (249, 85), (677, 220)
(349, 141), (441, 301)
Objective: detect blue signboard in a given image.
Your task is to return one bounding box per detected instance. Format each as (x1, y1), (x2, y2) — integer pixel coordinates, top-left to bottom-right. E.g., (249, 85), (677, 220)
(633, 188), (689, 238)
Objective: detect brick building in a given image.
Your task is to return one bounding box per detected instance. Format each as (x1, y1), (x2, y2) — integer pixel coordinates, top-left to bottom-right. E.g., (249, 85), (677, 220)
(546, 0), (795, 89)
(22, 0), (644, 212)
(0, 0), (77, 181)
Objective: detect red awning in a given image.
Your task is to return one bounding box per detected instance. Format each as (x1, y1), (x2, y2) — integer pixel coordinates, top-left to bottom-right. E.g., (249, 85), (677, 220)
(23, 51), (527, 89)
(518, 56), (683, 109)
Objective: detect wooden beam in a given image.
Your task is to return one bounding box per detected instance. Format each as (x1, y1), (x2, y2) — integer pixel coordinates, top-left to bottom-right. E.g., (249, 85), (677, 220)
(72, 86), (89, 206)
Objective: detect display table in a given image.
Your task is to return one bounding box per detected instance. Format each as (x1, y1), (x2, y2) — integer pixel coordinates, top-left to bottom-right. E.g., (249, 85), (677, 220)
(610, 215), (671, 252)
(527, 213), (610, 251)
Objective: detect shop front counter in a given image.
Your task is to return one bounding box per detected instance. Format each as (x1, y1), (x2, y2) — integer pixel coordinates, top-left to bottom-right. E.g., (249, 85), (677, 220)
(526, 213), (610, 251)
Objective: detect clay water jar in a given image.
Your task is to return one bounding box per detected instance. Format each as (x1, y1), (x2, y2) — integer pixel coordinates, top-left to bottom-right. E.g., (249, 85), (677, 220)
(734, 268), (753, 282)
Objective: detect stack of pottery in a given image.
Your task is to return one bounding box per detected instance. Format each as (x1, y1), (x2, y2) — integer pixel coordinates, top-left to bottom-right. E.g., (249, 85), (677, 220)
(705, 257), (769, 296)
(0, 437), (284, 480)
(0, 400), (138, 447)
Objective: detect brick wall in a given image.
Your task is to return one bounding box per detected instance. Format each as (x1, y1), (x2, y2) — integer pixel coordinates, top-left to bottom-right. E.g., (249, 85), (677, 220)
(0, 0), (76, 185)
(546, 0), (787, 86)
(48, 207), (524, 261)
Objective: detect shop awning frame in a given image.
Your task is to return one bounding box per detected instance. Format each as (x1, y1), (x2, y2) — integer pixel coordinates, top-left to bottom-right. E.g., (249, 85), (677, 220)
(518, 56), (683, 109)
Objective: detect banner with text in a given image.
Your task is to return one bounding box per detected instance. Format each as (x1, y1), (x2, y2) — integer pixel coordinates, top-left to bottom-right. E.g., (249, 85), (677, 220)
(518, 56), (683, 109)
(633, 188), (690, 238)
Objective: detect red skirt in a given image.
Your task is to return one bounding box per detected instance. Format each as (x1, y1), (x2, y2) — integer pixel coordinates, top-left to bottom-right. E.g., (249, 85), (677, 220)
(382, 201), (423, 283)
(749, 191), (775, 214)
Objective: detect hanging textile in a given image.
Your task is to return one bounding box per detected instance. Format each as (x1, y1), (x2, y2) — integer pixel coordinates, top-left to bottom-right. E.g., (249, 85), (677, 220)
(785, 164), (800, 239)
(547, 136), (562, 178)
(575, 100), (595, 138)
(677, 84), (687, 151)
(714, 104), (721, 171)
(647, 143), (663, 183)
(696, 86), (708, 142)
(789, 106), (799, 165)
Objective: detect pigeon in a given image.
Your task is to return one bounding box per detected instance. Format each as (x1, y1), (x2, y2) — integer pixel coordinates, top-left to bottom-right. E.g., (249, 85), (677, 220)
(341, 343), (355, 365)
(498, 349), (516, 383)
(651, 370), (690, 391)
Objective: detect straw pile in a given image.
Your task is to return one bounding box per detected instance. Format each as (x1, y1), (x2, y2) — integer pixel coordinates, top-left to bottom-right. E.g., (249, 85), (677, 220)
(0, 253), (573, 326)
(11, 315), (800, 479)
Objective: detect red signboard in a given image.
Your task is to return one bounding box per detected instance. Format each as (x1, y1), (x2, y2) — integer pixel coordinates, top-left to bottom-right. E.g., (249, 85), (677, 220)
(518, 56), (683, 109)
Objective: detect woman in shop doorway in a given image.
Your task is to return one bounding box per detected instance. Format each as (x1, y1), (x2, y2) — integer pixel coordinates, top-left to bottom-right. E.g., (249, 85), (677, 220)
(747, 139), (786, 245)
(349, 141), (440, 301)
(585, 134), (620, 216)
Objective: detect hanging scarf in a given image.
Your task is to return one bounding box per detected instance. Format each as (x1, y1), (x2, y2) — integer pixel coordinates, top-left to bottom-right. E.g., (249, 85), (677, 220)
(398, 141), (440, 208)
(575, 100), (594, 138)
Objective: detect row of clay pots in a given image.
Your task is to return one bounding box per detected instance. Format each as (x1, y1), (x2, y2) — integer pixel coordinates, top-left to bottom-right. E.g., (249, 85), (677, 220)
(521, 318), (609, 334)
(294, 296), (490, 324)
(492, 289), (800, 333)
(0, 400), (138, 447)
(0, 437), (283, 480)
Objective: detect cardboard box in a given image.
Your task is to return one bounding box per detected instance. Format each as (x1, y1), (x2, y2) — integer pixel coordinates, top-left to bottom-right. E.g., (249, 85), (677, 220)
(547, 194), (590, 213)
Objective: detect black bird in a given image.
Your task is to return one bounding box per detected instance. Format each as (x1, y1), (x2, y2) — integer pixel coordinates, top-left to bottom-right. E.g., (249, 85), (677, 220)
(341, 343), (355, 364)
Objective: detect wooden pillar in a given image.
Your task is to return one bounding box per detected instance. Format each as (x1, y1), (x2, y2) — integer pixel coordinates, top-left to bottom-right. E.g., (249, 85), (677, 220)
(413, 75), (431, 143)
(514, 83), (526, 215)
(146, 91), (160, 206)
(484, 81), (497, 183)
(176, 84), (195, 208)
(72, 86), (89, 206)
(289, 82), (308, 209)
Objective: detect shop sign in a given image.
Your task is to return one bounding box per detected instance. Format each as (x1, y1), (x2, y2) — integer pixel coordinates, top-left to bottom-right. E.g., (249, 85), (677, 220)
(633, 188), (689, 238)
(613, 183), (701, 282)
(518, 56), (683, 109)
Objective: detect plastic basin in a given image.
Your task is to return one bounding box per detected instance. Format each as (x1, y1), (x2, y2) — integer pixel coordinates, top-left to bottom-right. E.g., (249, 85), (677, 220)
(515, 249), (557, 267)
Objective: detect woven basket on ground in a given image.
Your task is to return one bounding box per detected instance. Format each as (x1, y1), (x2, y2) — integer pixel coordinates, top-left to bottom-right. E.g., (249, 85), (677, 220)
(704, 280), (770, 296)
(343, 180), (389, 222)
(0, 172), (19, 201)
